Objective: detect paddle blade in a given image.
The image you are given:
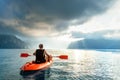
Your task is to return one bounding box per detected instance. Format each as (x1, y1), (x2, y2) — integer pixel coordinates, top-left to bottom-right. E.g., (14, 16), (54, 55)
(20, 53), (31, 57)
(58, 55), (68, 59)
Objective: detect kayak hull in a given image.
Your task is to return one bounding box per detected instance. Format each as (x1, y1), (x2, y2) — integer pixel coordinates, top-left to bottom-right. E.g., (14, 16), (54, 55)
(20, 57), (53, 71)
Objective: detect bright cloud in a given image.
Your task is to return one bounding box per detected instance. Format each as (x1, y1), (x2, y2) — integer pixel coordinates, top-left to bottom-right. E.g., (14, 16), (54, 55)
(104, 31), (120, 39)
(68, 0), (120, 39)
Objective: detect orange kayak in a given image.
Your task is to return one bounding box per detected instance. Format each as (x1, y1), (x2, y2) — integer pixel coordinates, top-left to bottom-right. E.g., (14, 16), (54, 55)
(20, 57), (53, 71)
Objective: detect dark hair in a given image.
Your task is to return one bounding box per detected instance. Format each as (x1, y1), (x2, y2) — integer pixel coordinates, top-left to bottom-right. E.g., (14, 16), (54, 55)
(39, 44), (43, 48)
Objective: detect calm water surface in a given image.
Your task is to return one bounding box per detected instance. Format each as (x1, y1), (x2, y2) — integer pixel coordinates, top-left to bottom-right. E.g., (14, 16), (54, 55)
(0, 49), (120, 80)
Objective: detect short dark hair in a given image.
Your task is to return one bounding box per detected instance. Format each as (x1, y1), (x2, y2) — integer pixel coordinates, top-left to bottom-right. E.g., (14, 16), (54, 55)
(39, 44), (43, 48)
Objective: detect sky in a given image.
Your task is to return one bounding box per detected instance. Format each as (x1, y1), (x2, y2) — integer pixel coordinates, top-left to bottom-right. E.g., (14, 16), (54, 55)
(0, 0), (119, 49)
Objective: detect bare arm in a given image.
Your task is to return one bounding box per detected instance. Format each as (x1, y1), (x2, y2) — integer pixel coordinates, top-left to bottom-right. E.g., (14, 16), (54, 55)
(44, 50), (51, 62)
(33, 51), (36, 55)
(44, 50), (50, 57)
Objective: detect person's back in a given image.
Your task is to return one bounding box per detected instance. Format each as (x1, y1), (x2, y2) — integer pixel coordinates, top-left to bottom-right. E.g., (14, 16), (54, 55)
(33, 44), (50, 63)
(35, 49), (46, 63)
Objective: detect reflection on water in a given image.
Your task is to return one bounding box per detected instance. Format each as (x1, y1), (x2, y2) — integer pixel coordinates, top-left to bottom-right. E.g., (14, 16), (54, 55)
(69, 50), (113, 80)
(0, 49), (120, 80)
(20, 68), (51, 80)
(49, 50), (114, 80)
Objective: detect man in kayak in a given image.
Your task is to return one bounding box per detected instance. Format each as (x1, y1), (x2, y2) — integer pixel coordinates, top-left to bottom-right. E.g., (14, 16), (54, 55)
(33, 44), (50, 63)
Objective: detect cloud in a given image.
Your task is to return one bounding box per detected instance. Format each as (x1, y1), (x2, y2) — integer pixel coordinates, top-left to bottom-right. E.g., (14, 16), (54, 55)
(0, 0), (114, 37)
(64, 0), (120, 40)
(0, 21), (24, 36)
(71, 30), (120, 39)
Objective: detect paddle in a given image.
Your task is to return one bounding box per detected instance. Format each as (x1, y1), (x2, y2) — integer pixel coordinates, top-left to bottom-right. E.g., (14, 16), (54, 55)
(20, 53), (68, 59)
(53, 55), (68, 59)
(20, 53), (31, 57)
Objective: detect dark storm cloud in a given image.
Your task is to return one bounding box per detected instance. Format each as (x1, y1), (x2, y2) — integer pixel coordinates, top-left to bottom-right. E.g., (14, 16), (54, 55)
(0, 0), (114, 36)
(0, 22), (24, 36)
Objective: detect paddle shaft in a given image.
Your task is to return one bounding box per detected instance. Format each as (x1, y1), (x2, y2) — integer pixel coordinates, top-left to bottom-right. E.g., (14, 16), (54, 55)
(20, 53), (68, 59)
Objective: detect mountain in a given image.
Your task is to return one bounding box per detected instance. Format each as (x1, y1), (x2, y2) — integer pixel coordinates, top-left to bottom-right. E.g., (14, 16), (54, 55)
(0, 34), (27, 49)
(68, 38), (120, 49)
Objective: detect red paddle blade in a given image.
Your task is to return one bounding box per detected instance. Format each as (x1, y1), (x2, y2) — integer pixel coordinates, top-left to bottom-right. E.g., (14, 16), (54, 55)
(58, 55), (68, 59)
(20, 53), (30, 57)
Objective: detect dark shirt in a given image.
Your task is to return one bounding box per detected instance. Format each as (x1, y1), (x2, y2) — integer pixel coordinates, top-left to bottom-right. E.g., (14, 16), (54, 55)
(35, 49), (46, 63)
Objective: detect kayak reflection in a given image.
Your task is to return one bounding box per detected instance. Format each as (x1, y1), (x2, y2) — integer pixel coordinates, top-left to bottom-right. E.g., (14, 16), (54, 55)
(20, 68), (51, 80)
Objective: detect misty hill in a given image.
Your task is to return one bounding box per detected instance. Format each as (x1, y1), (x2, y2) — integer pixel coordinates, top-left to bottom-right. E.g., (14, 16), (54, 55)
(0, 34), (27, 49)
(68, 38), (120, 49)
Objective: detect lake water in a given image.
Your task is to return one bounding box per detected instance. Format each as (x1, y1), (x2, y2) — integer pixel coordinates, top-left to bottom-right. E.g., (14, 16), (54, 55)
(0, 49), (120, 80)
